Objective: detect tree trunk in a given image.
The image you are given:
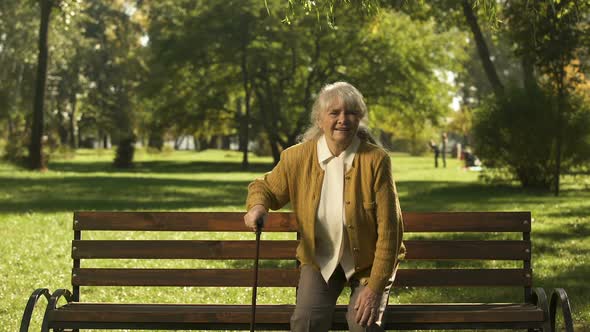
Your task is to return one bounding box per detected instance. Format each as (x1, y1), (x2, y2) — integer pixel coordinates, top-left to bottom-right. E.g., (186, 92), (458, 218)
(57, 103), (68, 145)
(410, 126), (418, 156)
(237, 98), (243, 151)
(175, 136), (184, 150)
(220, 136), (229, 149)
(208, 136), (220, 149)
(521, 54), (537, 98)
(77, 126), (83, 149)
(28, 0), (52, 170)
(269, 138), (281, 166)
(194, 136), (208, 151)
(68, 92), (78, 148)
(240, 39), (251, 170)
(462, 0), (504, 98)
(8, 117), (14, 138)
(554, 66), (566, 197)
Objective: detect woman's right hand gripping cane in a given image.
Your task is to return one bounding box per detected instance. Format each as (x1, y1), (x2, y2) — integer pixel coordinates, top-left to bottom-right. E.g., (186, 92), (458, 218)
(244, 204), (267, 232)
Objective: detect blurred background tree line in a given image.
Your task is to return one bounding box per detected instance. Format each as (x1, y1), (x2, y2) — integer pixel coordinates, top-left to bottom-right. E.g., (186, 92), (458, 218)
(0, 0), (589, 194)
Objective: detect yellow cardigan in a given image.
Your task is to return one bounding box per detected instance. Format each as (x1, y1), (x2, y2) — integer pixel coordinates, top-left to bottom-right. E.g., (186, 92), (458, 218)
(246, 138), (405, 293)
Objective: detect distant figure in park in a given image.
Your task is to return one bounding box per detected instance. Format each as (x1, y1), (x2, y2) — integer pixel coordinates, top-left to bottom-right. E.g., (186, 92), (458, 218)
(463, 146), (482, 170)
(429, 139), (440, 168)
(244, 82), (405, 331)
(441, 132), (448, 168)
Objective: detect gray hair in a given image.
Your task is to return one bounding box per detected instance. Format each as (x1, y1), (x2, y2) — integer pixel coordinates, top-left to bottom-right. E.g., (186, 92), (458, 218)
(298, 81), (378, 144)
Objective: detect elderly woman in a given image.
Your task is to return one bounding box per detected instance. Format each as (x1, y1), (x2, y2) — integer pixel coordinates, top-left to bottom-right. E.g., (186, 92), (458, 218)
(244, 82), (405, 331)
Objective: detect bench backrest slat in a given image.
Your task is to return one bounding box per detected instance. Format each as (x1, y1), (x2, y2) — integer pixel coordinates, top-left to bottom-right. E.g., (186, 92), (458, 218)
(402, 212), (531, 232)
(72, 240), (530, 261)
(403, 240), (531, 260)
(72, 268), (532, 287)
(72, 240), (298, 259)
(74, 212), (297, 232)
(395, 268), (532, 287)
(74, 211), (531, 233)
(73, 268), (300, 287)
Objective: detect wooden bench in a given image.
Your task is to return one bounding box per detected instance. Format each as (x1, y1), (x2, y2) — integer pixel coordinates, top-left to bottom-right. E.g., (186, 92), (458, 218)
(20, 211), (574, 331)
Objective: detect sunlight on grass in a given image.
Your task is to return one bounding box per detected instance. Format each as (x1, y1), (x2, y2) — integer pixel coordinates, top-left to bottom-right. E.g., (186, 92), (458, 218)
(1, 148), (588, 331)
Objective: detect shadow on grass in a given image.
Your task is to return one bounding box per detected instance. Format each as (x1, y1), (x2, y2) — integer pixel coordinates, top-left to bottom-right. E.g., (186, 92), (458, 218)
(536, 262), (590, 301)
(0, 176), (251, 212)
(398, 181), (547, 211)
(49, 160), (274, 174)
(545, 204), (590, 219)
(4, 159), (588, 217)
(0, 178), (560, 214)
(1, 176), (524, 214)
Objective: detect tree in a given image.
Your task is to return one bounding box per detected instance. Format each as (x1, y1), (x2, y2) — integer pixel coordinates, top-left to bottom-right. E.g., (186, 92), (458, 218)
(473, 83), (590, 189)
(144, 1), (465, 164)
(354, 10), (466, 154)
(143, 1), (244, 151)
(0, 0), (38, 162)
(460, 0), (504, 98)
(28, 0), (53, 170)
(46, 0), (89, 150)
(502, 0), (590, 194)
(407, 2), (590, 192)
(76, 1), (147, 167)
(289, 0), (505, 100)
(408, 0), (590, 192)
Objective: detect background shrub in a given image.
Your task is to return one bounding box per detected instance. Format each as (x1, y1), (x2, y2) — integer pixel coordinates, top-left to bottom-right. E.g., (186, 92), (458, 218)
(473, 85), (590, 189)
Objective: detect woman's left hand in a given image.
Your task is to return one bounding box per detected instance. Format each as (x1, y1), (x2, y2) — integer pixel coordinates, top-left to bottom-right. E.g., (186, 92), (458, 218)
(354, 286), (382, 327)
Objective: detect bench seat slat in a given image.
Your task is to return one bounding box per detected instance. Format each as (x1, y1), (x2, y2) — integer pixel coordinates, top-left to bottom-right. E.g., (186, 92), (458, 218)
(50, 303), (545, 324)
(73, 268), (532, 287)
(73, 240), (530, 260)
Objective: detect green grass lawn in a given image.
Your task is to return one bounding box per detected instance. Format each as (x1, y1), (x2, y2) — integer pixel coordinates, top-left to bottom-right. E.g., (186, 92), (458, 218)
(1, 148), (589, 331)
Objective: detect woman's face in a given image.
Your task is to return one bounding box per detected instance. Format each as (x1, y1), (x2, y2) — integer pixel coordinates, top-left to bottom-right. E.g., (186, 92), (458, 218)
(318, 97), (361, 151)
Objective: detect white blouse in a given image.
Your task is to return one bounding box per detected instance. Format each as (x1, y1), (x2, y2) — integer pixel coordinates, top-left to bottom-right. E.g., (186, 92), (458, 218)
(315, 135), (360, 283)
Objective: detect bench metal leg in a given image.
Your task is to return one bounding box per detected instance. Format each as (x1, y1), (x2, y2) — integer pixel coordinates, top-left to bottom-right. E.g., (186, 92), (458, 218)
(20, 288), (51, 332)
(550, 288), (574, 332)
(532, 287), (551, 332)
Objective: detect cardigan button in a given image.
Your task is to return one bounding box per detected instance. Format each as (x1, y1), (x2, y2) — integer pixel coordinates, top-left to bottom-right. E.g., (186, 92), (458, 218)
(346, 201), (351, 205)
(347, 224), (353, 229)
(353, 247), (359, 252)
(345, 176), (351, 180)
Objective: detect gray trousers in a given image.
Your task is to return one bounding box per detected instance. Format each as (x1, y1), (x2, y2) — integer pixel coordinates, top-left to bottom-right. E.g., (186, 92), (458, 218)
(290, 264), (395, 332)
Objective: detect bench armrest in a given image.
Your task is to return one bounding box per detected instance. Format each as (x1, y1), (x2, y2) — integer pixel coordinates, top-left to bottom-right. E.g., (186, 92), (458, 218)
(550, 288), (574, 332)
(20, 288), (51, 332)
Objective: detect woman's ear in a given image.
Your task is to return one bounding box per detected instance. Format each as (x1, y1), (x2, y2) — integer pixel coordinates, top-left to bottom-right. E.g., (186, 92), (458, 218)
(315, 113), (322, 127)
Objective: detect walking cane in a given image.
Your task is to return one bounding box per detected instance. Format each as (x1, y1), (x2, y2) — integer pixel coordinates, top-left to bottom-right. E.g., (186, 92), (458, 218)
(250, 217), (264, 332)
